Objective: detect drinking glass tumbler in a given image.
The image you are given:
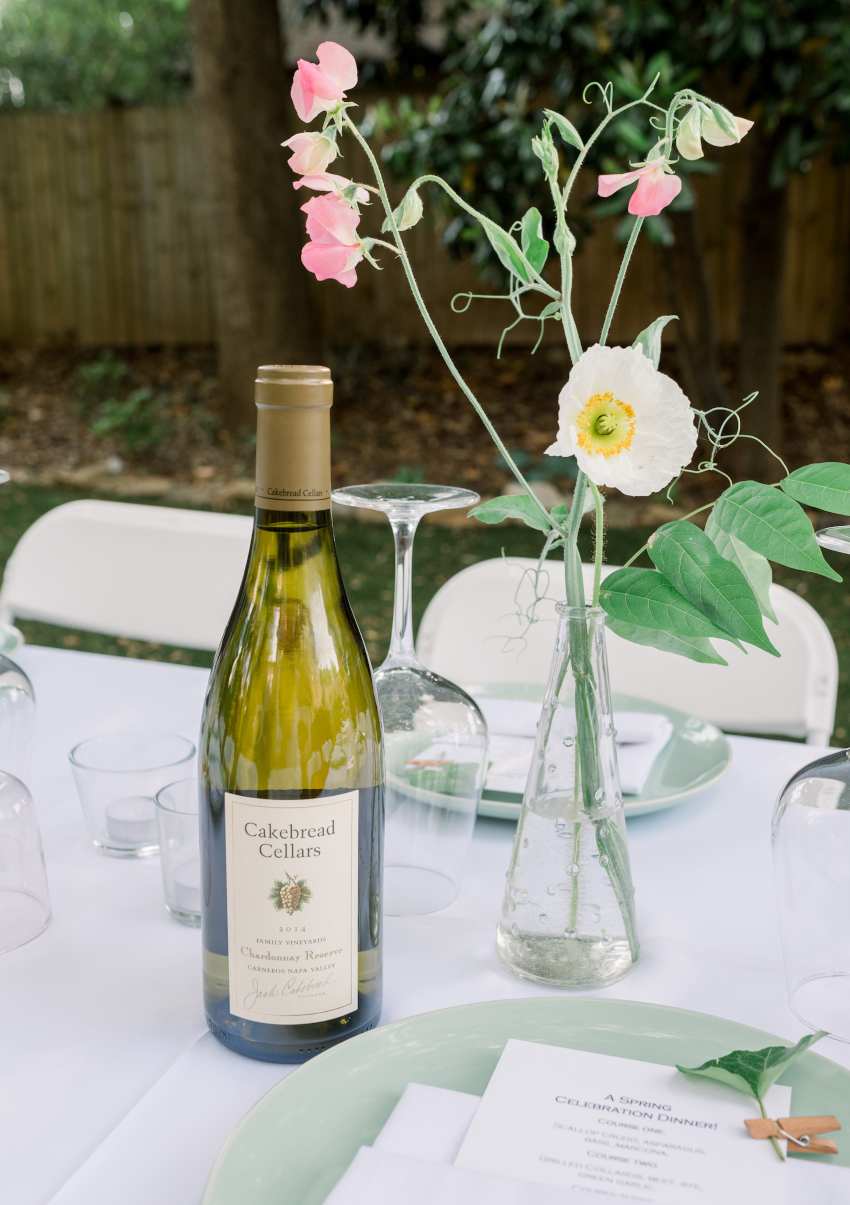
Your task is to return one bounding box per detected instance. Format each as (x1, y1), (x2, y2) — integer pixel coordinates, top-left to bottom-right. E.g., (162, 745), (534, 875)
(0, 772), (50, 954)
(155, 777), (201, 926)
(70, 731), (196, 857)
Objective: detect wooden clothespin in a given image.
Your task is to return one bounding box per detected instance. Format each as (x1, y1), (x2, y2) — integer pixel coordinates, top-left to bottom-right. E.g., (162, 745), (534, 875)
(745, 1115), (841, 1156)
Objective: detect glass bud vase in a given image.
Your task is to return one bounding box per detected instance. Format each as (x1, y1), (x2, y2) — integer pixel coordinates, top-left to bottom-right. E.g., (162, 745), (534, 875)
(497, 605), (639, 988)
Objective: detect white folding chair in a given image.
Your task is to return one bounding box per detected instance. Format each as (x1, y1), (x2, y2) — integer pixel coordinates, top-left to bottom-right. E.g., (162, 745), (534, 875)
(0, 500), (253, 652)
(417, 556), (838, 744)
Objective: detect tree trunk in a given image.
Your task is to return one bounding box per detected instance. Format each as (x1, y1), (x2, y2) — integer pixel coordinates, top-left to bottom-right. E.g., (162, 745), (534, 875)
(662, 206), (728, 418)
(733, 130), (789, 479)
(190, 0), (321, 425)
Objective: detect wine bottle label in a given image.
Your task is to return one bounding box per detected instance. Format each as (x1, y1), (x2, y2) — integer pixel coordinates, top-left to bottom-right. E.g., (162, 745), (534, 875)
(224, 790), (359, 1025)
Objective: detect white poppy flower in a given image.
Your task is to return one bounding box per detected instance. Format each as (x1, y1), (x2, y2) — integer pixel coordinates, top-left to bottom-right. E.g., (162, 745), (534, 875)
(545, 344), (698, 496)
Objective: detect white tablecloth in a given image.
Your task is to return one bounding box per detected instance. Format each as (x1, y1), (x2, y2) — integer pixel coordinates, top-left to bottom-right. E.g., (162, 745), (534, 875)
(3, 645), (848, 1205)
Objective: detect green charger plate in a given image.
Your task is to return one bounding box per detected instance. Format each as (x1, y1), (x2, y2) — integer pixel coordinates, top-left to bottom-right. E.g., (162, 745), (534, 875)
(477, 689), (732, 820)
(203, 996), (850, 1204)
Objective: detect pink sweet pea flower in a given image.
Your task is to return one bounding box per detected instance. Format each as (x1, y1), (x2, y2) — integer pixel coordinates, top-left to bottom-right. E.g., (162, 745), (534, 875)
(282, 132), (337, 175)
(293, 172), (369, 204)
(291, 41), (357, 123)
(300, 193), (363, 288)
(597, 159), (682, 218)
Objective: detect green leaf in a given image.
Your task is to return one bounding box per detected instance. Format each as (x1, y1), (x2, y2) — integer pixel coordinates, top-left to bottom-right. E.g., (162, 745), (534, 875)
(469, 494), (550, 534)
(649, 521), (778, 655)
(600, 567), (733, 641)
(632, 314), (676, 369)
(781, 462), (850, 516)
(543, 108), (583, 151)
(520, 207), (549, 274)
(712, 481), (842, 583)
(480, 218), (538, 285)
(705, 512), (777, 624)
(606, 616), (727, 665)
(677, 1031), (826, 1102)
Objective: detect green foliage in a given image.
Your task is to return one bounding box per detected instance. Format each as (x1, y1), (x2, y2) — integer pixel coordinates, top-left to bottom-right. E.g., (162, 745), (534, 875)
(704, 516), (777, 625)
(712, 481), (841, 582)
(781, 462), (850, 516)
(479, 216), (539, 285)
(74, 351), (169, 454)
(468, 494), (550, 534)
(308, 0), (850, 259)
(599, 567), (730, 645)
(0, 0), (191, 111)
(74, 350), (130, 398)
(598, 477), (845, 661)
(519, 208), (549, 274)
(605, 617), (727, 666)
(90, 387), (170, 453)
(677, 1031), (826, 1104)
(648, 520), (777, 655)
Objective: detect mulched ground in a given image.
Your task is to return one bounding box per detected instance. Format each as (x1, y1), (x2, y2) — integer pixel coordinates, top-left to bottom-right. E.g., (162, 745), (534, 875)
(0, 341), (847, 518)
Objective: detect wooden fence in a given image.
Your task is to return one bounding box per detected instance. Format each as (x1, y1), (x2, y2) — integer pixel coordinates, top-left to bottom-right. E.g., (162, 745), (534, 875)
(0, 103), (848, 348)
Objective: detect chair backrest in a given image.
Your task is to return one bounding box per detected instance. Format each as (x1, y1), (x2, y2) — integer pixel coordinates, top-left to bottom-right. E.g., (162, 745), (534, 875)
(417, 556), (838, 744)
(0, 500), (253, 651)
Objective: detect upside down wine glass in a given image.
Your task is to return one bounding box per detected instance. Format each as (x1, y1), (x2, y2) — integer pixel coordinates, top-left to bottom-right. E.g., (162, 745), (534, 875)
(772, 525), (850, 1041)
(332, 484), (488, 916)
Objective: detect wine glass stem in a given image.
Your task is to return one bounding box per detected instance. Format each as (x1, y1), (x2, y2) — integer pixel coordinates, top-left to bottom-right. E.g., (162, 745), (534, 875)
(387, 515), (420, 665)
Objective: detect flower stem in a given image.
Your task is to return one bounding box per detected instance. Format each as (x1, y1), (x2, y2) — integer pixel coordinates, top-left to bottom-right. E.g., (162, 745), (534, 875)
(757, 1094), (785, 1161)
(407, 173), (561, 301)
(345, 116), (556, 534)
(600, 217), (644, 346)
(590, 483), (605, 605)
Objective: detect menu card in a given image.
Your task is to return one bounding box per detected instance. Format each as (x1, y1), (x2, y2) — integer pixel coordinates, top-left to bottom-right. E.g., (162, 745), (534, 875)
(455, 1040), (791, 1203)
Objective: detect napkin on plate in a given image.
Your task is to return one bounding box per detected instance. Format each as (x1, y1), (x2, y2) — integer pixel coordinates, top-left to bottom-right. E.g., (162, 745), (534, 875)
(325, 1083), (614, 1204)
(479, 698), (673, 796)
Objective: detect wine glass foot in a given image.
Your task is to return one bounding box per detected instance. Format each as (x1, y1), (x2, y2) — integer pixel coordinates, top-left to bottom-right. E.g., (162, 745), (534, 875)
(384, 864), (459, 917)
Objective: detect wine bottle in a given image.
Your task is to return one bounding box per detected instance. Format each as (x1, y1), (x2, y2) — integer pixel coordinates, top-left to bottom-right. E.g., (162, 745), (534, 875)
(199, 364), (383, 1063)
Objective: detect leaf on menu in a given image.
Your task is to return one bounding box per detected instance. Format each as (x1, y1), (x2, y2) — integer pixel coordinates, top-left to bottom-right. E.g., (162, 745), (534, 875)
(677, 1031), (827, 1101)
(648, 520), (777, 655)
(711, 481), (842, 582)
(780, 462), (850, 516)
(468, 494), (550, 533)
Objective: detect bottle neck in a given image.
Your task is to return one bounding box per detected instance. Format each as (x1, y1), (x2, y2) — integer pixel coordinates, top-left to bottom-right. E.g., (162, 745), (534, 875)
(255, 400), (331, 514)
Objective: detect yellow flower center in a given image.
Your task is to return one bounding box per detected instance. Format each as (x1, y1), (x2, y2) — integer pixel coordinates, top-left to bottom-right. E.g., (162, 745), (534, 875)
(575, 391), (636, 458)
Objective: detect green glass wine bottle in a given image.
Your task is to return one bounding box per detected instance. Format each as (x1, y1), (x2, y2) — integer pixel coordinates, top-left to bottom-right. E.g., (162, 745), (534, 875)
(199, 364), (383, 1062)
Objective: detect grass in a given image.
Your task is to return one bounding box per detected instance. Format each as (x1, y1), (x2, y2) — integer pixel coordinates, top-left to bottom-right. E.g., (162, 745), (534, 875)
(2, 484), (847, 742)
